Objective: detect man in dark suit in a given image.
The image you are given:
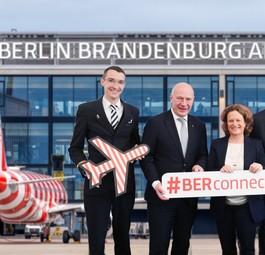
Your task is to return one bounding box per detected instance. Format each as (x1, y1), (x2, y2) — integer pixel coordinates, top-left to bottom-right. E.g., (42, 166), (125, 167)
(252, 109), (265, 255)
(68, 66), (140, 255)
(140, 82), (208, 255)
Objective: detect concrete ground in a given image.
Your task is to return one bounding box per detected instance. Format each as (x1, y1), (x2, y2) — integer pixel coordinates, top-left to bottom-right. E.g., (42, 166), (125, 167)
(0, 234), (260, 255)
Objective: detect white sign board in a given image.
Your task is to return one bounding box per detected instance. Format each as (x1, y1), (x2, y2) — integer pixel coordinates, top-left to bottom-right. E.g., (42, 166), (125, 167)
(162, 170), (265, 198)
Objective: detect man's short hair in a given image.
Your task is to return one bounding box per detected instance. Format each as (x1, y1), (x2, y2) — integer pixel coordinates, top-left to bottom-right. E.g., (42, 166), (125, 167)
(102, 66), (126, 79)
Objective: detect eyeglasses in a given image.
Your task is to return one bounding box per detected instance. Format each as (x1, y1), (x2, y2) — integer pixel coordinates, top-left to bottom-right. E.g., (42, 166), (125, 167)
(104, 78), (126, 86)
(174, 96), (193, 103)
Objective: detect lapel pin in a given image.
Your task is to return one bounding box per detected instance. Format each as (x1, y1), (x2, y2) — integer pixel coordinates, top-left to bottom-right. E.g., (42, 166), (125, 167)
(128, 119), (133, 124)
(96, 114), (100, 119)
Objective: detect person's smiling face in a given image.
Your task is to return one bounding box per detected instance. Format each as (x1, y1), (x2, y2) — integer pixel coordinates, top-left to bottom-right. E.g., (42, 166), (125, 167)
(227, 110), (246, 137)
(101, 69), (125, 104)
(170, 83), (194, 117)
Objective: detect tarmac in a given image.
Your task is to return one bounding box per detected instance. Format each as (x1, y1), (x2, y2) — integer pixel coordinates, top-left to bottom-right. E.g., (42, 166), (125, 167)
(0, 234), (261, 255)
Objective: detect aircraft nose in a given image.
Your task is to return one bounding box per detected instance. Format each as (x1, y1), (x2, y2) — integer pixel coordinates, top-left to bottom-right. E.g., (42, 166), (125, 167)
(0, 173), (7, 193)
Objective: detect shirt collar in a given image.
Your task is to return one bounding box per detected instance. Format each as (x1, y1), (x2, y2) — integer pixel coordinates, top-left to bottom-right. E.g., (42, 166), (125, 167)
(171, 108), (188, 122)
(103, 96), (121, 109)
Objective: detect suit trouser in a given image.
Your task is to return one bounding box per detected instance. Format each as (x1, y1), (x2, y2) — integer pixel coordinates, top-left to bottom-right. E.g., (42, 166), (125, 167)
(147, 199), (197, 255)
(215, 203), (258, 255)
(258, 220), (265, 255)
(84, 190), (135, 255)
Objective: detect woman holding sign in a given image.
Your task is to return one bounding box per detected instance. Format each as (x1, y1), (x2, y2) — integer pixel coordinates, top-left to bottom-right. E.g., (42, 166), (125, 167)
(208, 104), (265, 255)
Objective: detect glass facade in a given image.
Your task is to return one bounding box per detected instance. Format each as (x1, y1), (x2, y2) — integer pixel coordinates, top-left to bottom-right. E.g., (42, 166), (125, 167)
(3, 122), (48, 165)
(52, 76), (99, 117)
(226, 76), (265, 113)
(0, 73), (241, 201)
(0, 76), (49, 117)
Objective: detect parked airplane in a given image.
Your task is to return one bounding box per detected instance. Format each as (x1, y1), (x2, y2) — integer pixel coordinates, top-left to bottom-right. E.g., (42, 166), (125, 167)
(0, 119), (147, 243)
(0, 119), (82, 243)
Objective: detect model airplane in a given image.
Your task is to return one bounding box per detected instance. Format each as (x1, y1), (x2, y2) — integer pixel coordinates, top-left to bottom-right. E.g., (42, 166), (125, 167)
(0, 119), (82, 243)
(80, 136), (149, 196)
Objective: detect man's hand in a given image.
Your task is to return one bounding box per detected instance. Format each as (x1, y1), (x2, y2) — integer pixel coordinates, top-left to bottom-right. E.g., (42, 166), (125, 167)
(131, 144), (145, 162)
(77, 160), (88, 178)
(192, 165), (204, 172)
(77, 161), (106, 188)
(154, 182), (169, 201)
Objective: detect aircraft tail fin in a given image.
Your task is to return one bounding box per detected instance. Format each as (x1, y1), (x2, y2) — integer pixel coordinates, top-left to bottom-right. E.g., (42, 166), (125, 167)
(0, 118), (8, 171)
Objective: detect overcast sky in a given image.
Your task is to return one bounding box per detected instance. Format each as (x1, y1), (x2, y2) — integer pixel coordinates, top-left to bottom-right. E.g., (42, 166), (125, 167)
(1, 0), (265, 33)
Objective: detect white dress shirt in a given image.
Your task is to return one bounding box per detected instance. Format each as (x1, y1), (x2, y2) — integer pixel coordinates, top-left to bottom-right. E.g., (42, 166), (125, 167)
(102, 96), (123, 125)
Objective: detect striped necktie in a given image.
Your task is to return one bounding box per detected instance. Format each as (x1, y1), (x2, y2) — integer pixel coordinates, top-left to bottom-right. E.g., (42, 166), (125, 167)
(178, 117), (188, 156)
(110, 105), (118, 129)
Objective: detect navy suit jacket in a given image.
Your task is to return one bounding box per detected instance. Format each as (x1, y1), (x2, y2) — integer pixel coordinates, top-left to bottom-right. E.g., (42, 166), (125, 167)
(208, 136), (265, 223)
(140, 110), (208, 205)
(68, 97), (140, 195)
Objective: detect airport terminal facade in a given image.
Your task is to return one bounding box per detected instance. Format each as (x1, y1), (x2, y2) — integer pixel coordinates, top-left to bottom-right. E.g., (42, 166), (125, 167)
(1, 32), (265, 234)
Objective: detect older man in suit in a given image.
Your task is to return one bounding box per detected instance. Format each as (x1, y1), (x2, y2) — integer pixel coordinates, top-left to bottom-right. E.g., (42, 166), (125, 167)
(140, 82), (208, 255)
(68, 66), (140, 255)
(252, 109), (265, 255)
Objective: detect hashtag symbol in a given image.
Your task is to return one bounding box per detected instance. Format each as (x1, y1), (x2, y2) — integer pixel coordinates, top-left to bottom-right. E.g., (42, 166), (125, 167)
(167, 176), (181, 194)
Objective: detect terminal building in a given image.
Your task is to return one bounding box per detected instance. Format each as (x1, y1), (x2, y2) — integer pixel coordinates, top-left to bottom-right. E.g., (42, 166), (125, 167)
(1, 32), (265, 235)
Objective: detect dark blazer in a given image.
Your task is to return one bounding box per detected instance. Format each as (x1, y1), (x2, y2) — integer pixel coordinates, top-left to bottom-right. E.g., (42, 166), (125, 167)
(68, 97), (140, 195)
(208, 136), (265, 223)
(252, 110), (265, 150)
(140, 110), (208, 204)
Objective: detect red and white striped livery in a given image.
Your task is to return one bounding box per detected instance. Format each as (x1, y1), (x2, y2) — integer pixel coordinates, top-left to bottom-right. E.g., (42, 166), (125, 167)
(0, 169), (68, 223)
(0, 119), (81, 225)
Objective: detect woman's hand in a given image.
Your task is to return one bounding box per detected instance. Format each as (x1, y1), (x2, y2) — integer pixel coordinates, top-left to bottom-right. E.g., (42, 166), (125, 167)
(220, 165), (234, 173)
(249, 162), (263, 173)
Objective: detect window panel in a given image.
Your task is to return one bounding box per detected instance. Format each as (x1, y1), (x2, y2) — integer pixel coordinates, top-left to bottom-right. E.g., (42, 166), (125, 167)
(226, 76), (265, 114)
(28, 123), (48, 164)
(53, 76), (98, 116)
(3, 122), (48, 164)
(3, 76), (48, 117)
(4, 77), (28, 116)
(63, 168), (84, 201)
(28, 77), (49, 116)
(257, 77), (265, 112)
(53, 77), (74, 116)
(234, 77), (257, 112)
(53, 123), (77, 164)
(190, 77), (212, 117)
(123, 76), (163, 116)
(135, 164), (146, 198)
